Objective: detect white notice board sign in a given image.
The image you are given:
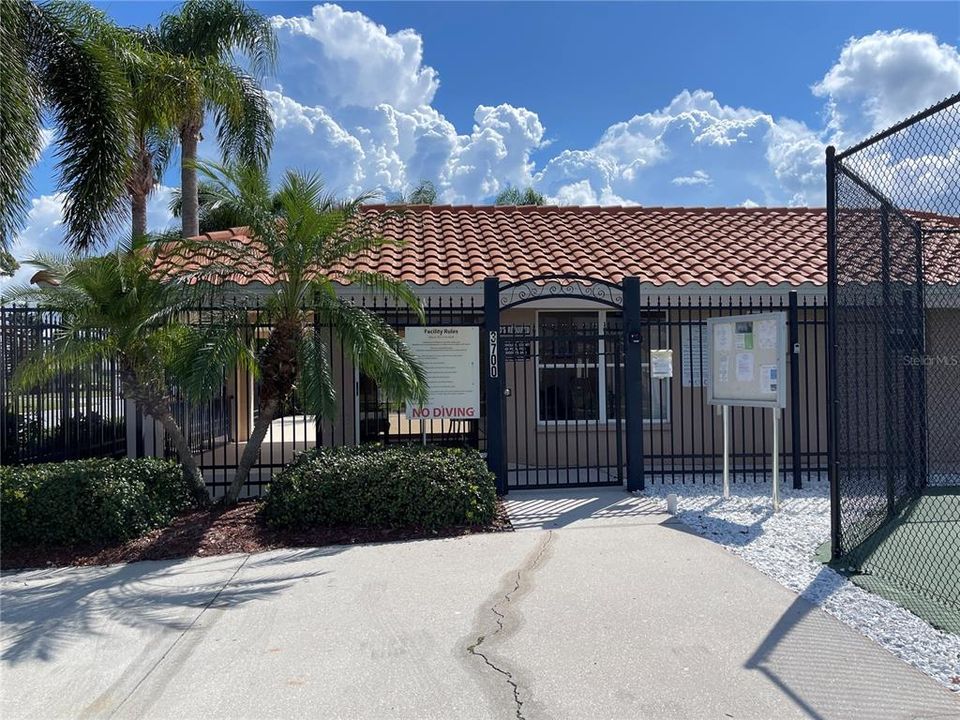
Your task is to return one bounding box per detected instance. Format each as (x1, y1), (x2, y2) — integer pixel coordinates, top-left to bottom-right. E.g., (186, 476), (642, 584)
(404, 326), (480, 419)
(650, 349), (674, 379)
(706, 312), (786, 408)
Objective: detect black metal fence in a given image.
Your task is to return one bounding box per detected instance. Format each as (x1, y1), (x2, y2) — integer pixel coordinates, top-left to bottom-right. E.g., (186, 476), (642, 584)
(3, 289), (828, 502)
(501, 316), (626, 489)
(828, 92), (960, 624)
(638, 294), (827, 484)
(147, 295), (486, 498)
(499, 294), (827, 489)
(1, 305), (126, 464)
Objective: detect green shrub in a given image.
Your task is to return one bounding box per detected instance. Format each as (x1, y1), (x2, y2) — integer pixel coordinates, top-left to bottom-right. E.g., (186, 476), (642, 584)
(262, 445), (497, 531)
(0, 458), (194, 546)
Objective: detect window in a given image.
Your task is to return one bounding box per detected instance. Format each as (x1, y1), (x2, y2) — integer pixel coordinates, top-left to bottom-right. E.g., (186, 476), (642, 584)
(536, 310), (669, 423)
(537, 312), (599, 421)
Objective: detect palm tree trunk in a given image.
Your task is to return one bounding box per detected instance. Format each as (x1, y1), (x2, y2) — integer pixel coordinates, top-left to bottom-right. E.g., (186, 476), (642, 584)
(225, 396), (279, 504)
(131, 191), (148, 239)
(225, 318), (302, 504)
(121, 365), (209, 507)
(129, 139), (154, 239)
(180, 119), (202, 238)
(157, 411), (210, 507)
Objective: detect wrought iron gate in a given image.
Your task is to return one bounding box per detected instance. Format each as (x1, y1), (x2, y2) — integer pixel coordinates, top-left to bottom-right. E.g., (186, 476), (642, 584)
(501, 316), (624, 489)
(485, 274), (644, 493)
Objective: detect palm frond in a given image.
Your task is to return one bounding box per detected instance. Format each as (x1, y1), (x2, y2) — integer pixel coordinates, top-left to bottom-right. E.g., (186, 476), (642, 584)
(320, 296), (428, 406)
(169, 316), (256, 401)
(0, 248), (20, 277)
(12, 335), (114, 392)
(339, 271), (425, 323)
(0, 0), (41, 249)
(158, 0), (277, 76)
(25, 1), (134, 250)
(210, 66), (273, 168)
(298, 327), (337, 419)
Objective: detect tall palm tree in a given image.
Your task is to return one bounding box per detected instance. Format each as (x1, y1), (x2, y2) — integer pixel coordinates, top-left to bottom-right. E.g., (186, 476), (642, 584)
(1, 0), (134, 251)
(152, 0), (277, 239)
(179, 161), (428, 504)
(66, 21), (183, 239)
(2, 236), (248, 505)
(118, 37), (183, 239)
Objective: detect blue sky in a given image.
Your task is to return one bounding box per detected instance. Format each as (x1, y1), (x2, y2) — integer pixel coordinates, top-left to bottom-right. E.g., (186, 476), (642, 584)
(8, 1), (960, 288)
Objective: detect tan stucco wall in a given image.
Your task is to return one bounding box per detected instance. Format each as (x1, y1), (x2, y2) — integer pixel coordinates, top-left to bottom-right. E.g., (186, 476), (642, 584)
(211, 297), (828, 477)
(925, 308), (960, 476)
(499, 305), (828, 472)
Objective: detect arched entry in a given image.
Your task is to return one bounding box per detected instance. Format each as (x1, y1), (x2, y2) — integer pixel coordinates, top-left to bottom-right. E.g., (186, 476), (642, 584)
(485, 275), (644, 494)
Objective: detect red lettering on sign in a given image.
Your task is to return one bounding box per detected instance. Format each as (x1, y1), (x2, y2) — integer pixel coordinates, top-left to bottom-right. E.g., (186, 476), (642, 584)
(409, 406), (479, 418)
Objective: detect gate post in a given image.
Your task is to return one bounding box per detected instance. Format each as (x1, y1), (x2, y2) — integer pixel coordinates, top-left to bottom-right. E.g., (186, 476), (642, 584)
(913, 220), (928, 492)
(788, 291), (802, 489)
(826, 145), (842, 559)
(623, 277), (645, 492)
(881, 204), (895, 518)
(484, 277), (507, 495)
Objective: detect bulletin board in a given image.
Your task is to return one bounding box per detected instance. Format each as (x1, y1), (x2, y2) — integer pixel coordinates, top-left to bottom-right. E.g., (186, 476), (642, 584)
(706, 312), (786, 408)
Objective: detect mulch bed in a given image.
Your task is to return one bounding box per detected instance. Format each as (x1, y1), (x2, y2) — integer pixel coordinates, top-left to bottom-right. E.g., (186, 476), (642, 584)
(1, 498), (513, 571)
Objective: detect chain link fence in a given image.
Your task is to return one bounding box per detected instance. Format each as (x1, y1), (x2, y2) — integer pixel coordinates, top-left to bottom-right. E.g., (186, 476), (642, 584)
(828, 93), (960, 631)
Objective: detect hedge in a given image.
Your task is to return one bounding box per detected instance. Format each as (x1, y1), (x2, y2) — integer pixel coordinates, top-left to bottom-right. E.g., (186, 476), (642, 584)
(262, 445), (497, 531)
(1, 458), (194, 546)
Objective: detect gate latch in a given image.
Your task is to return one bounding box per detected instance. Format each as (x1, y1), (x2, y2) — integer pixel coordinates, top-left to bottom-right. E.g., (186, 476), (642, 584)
(629, 330), (642, 344)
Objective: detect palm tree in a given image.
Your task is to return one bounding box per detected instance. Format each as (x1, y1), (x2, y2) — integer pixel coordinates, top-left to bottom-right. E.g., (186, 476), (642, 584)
(117, 37), (183, 239)
(151, 0), (277, 238)
(167, 179), (278, 234)
(1, 0), (134, 251)
(180, 161), (428, 504)
(388, 179), (438, 205)
(495, 186), (546, 206)
(68, 22), (183, 239)
(2, 236), (246, 505)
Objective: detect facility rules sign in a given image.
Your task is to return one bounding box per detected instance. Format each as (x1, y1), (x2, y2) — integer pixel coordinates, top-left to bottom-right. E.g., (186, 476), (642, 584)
(404, 326), (480, 419)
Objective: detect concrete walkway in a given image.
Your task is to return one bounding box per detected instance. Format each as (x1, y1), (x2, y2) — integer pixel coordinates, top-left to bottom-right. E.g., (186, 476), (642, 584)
(2, 489), (956, 720)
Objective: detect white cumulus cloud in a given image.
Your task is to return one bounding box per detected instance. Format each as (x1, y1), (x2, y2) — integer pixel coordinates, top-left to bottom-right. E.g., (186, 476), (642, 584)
(813, 30), (960, 144)
(537, 90), (823, 206)
(1, 187), (176, 292)
(271, 3), (438, 111)
(252, 13), (959, 211)
(266, 87), (545, 202)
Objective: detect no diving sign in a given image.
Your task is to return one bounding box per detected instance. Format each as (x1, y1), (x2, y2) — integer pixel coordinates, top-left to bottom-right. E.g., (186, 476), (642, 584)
(404, 326), (480, 419)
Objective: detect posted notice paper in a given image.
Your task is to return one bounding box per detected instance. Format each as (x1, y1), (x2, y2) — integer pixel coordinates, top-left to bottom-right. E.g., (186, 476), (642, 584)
(735, 352), (754, 383)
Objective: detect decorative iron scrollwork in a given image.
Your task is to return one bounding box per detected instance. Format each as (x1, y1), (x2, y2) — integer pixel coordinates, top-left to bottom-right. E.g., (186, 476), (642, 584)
(498, 273), (623, 309)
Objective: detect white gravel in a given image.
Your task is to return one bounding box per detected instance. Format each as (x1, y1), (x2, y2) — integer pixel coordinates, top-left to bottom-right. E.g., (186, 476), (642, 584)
(642, 479), (960, 692)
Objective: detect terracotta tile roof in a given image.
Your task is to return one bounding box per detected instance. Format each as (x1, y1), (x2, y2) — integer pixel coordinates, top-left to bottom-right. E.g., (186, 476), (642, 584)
(834, 210), (960, 287)
(914, 212), (960, 286)
(149, 205), (959, 289)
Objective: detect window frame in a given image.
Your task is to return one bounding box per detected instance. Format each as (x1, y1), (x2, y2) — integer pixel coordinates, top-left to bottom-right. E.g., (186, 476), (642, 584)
(534, 309), (670, 426)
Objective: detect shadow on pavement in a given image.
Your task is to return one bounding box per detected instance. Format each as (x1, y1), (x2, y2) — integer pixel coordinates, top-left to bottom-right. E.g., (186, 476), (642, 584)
(0, 546), (341, 665)
(744, 566), (958, 717)
(504, 488), (666, 530)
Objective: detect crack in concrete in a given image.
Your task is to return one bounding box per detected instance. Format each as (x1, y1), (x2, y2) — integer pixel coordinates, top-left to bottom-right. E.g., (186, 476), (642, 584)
(467, 532), (553, 720)
(104, 554), (252, 719)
